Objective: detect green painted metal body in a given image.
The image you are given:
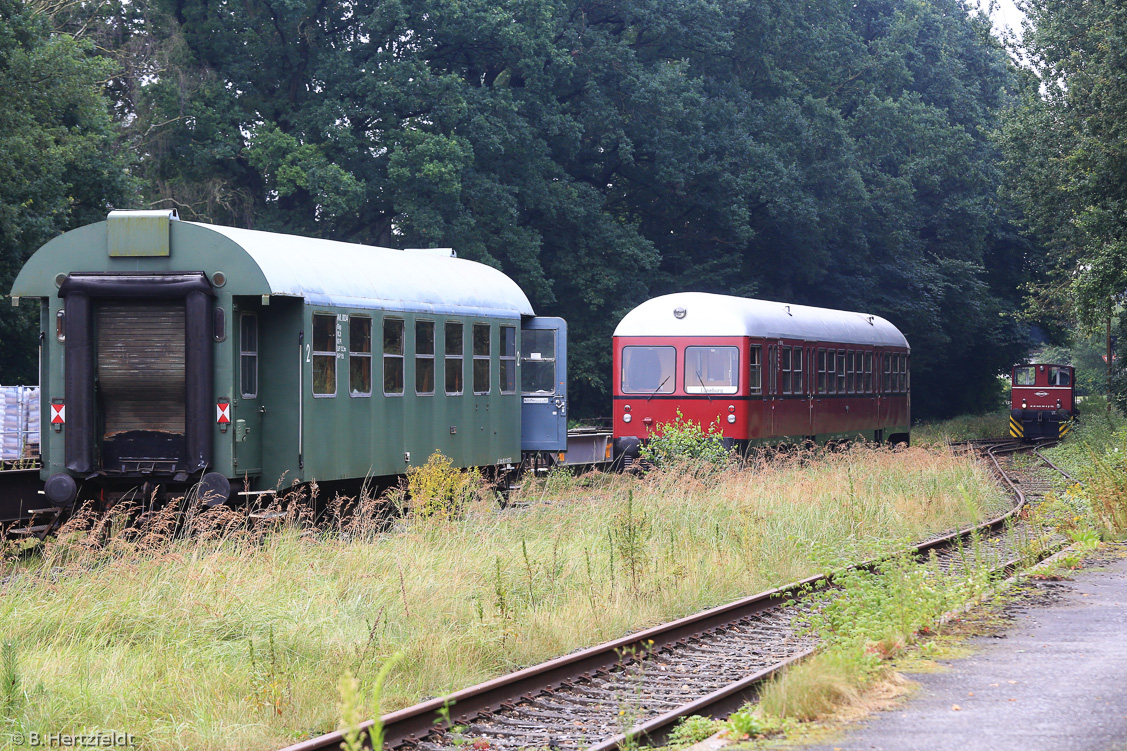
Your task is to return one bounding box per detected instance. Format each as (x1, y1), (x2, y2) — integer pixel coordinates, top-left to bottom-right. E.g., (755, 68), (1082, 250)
(12, 218), (526, 493)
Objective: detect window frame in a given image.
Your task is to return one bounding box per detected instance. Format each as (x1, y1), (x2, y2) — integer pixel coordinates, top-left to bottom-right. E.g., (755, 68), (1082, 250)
(349, 315), (373, 397)
(621, 345), (677, 395)
(473, 322), (491, 395)
(312, 312), (337, 397)
(240, 312), (258, 399)
(445, 321), (464, 396)
(500, 325), (517, 394)
(383, 317), (405, 397)
(415, 319), (436, 396)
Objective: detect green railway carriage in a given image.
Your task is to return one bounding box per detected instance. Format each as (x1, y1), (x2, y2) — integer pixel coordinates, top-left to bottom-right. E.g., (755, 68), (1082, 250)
(10, 210), (567, 508)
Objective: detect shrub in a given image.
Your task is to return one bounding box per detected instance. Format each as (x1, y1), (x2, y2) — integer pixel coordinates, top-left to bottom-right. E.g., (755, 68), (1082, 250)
(638, 410), (732, 470)
(406, 451), (483, 520)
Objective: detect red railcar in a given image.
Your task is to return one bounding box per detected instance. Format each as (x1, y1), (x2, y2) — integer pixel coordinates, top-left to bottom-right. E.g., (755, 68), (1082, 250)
(612, 293), (910, 462)
(1009, 363), (1077, 441)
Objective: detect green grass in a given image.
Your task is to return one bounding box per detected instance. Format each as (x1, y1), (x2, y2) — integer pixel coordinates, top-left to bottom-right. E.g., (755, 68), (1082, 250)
(0, 444), (1010, 750)
(911, 409), (1009, 447)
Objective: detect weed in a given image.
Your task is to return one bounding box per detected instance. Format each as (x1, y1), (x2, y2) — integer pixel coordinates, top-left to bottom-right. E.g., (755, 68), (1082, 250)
(407, 451), (483, 520)
(2, 641), (22, 717)
(721, 707), (788, 740)
(665, 715), (721, 748)
(639, 410), (732, 471)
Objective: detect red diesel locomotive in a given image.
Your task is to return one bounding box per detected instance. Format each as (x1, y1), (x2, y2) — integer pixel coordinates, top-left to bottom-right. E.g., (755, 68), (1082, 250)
(1008, 363), (1077, 441)
(612, 293), (911, 462)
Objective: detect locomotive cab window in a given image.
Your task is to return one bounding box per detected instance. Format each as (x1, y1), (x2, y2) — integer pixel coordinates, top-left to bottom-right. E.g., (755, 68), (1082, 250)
(473, 323), (491, 394)
(500, 325), (516, 394)
(384, 318), (405, 395)
(240, 312), (258, 399)
(685, 346), (738, 394)
(350, 316), (372, 396)
(416, 320), (435, 395)
(312, 313), (336, 396)
(1049, 366), (1071, 387)
(621, 346), (676, 394)
(1013, 366), (1036, 386)
(522, 328), (556, 395)
(445, 321), (464, 395)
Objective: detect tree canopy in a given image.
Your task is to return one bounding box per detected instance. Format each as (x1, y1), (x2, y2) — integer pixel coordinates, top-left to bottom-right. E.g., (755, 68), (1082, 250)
(7, 0), (1039, 418)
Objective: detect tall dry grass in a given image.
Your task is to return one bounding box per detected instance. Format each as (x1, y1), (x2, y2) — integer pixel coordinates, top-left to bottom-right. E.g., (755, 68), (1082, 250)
(0, 443), (1007, 750)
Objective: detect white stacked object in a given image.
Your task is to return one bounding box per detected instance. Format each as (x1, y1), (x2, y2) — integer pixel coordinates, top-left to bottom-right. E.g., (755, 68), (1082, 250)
(0, 386), (40, 462)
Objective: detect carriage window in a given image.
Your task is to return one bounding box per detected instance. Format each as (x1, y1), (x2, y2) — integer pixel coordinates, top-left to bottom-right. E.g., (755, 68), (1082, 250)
(685, 346), (739, 395)
(748, 345), (762, 395)
(349, 316), (372, 396)
(836, 351), (846, 394)
(818, 349), (827, 394)
(500, 325), (516, 393)
(383, 318), (405, 395)
(897, 354), (906, 392)
(522, 329), (556, 394)
(826, 349), (837, 394)
(416, 320), (435, 395)
(312, 313), (336, 396)
(1048, 366), (1071, 387)
(882, 355), (892, 391)
(844, 351), (853, 393)
(780, 347), (792, 394)
(864, 352), (873, 393)
(622, 346), (676, 394)
(445, 321), (464, 395)
(792, 347), (803, 394)
(473, 323), (491, 394)
(240, 313), (258, 398)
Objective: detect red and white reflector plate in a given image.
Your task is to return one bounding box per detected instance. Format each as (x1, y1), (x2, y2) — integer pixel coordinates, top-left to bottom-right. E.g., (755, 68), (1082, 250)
(216, 403), (231, 423)
(50, 404), (65, 424)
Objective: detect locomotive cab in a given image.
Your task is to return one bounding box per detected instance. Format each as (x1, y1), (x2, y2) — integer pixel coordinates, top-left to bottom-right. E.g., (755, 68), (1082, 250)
(1009, 363), (1077, 441)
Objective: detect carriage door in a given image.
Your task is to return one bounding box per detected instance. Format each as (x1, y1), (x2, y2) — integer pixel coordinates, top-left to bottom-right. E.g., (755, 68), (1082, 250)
(97, 300), (188, 471)
(233, 308), (262, 477)
(520, 317), (568, 452)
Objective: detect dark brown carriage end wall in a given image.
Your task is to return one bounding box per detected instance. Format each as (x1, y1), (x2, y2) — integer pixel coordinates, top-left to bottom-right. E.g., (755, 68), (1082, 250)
(58, 273), (215, 476)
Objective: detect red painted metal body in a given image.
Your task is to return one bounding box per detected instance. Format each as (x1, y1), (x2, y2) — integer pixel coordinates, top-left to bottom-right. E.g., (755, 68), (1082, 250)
(612, 334), (910, 449)
(1009, 363), (1076, 441)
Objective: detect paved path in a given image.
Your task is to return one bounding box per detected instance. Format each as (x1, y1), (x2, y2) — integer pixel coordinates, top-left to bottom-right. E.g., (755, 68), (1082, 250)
(789, 552), (1127, 751)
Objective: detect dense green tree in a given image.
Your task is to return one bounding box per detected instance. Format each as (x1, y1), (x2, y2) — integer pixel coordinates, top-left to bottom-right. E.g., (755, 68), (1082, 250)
(56, 0), (1031, 417)
(0, 0), (134, 384)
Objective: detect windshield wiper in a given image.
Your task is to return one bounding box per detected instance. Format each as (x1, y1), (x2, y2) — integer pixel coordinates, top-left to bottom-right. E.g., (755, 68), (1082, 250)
(696, 372), (713, 402)
(646, 376), (670, 401)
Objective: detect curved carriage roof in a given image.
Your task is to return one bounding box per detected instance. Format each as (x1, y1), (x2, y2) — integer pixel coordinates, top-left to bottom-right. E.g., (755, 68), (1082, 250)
(11, 214), (534, 318)
(614, 292), (909, 349)
(196, 223), (534, 316)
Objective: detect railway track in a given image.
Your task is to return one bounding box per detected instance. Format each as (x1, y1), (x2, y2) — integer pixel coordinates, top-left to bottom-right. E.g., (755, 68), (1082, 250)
(281, 439), (1072, 751)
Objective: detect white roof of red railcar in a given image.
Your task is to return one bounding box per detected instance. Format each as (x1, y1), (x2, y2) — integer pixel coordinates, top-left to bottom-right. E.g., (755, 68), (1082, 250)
(614, 292), (909, 349)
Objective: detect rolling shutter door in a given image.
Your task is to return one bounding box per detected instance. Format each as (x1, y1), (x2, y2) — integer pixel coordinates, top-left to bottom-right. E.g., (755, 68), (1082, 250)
(97, 302), (186, 437)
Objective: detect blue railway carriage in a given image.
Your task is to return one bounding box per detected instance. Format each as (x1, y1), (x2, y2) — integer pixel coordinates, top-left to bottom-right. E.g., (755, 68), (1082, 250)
(10, 210), (568, 510)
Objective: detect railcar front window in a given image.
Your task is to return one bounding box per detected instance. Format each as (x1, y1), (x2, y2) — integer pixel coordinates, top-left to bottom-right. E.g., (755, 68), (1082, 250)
(240, 313), (258, 398)
(522, 329), (556, 394)
(685, 346), (739, 395)
(445, 321), (464, 395)
(473, 323), (491, 394)
(384, 318), (405, 395)
(500, 326), (516, 394)
(621, 346), (676, 394)
(312, 313), (336, 396)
